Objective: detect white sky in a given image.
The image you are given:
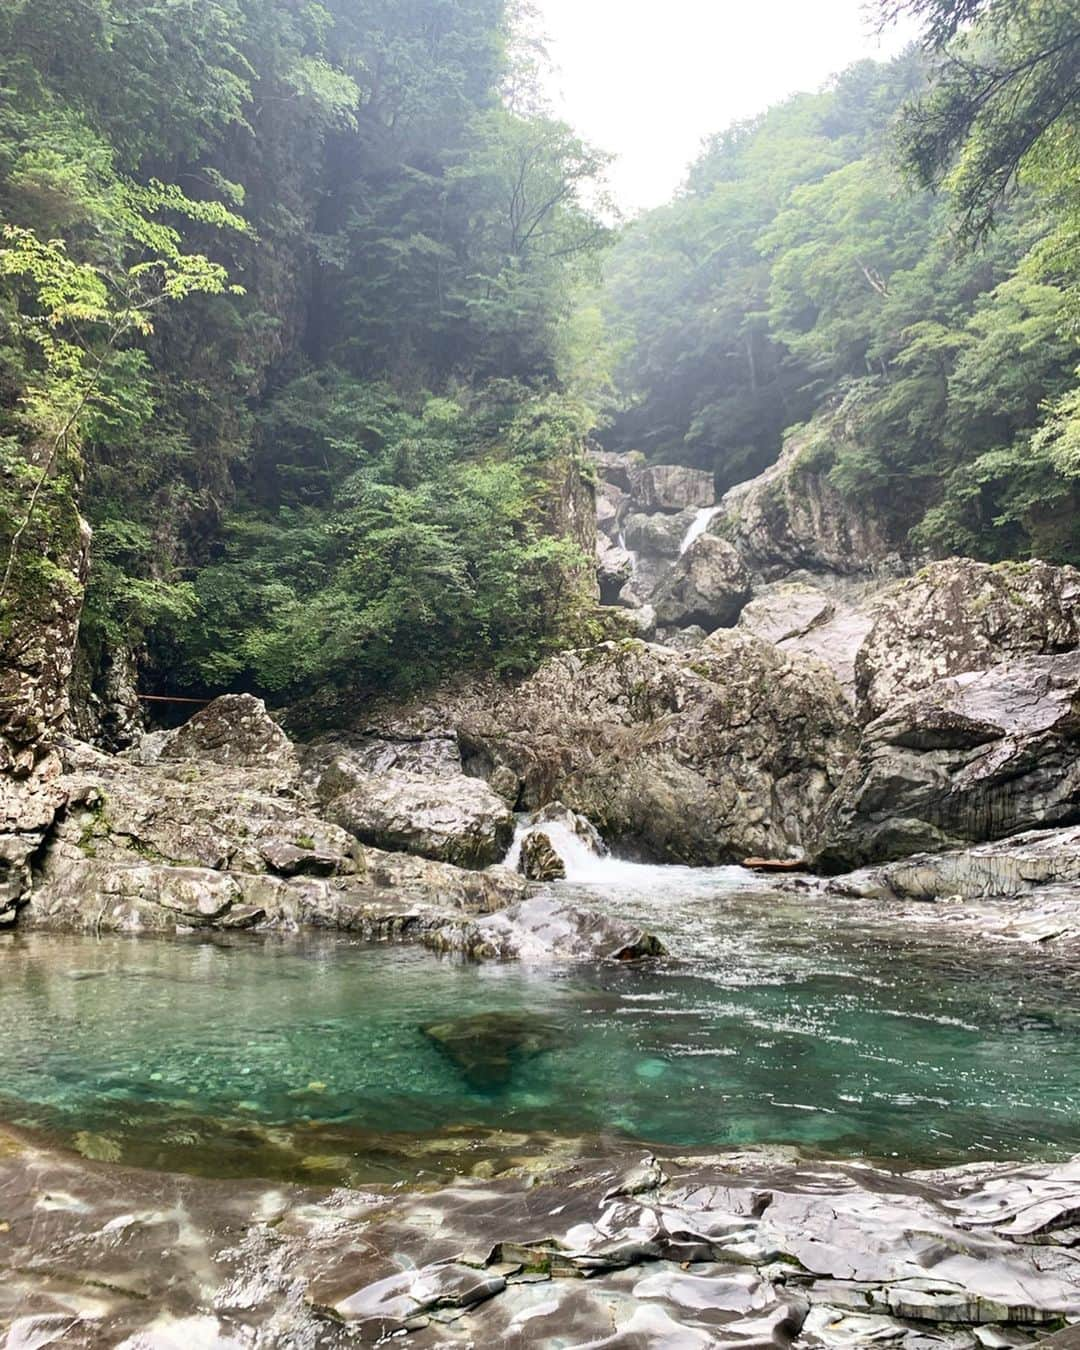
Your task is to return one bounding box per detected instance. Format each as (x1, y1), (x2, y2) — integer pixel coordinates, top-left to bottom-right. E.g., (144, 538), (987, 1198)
(535, 0), (920, 214)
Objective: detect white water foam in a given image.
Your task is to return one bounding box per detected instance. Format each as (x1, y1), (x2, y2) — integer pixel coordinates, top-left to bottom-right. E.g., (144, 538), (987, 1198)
(504, 815), (753, 898)
(678, 504), (723, 556)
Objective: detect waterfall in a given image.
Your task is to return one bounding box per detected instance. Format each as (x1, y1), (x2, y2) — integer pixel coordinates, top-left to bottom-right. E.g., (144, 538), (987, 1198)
(679, 505), (722, 556)
(504, 813), (752, 891)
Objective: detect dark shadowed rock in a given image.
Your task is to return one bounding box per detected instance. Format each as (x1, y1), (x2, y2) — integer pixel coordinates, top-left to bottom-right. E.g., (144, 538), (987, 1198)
(423, 895), (666, 962)
(621, 508), (698, 558)
(653, 534), (751, 630)
(422, 1012), (563, 1088)
(856, 558), (1080, 721)
(327, 770), (514, 869)
(817, 650), (1080, 870)
(518, 830), (566, 881)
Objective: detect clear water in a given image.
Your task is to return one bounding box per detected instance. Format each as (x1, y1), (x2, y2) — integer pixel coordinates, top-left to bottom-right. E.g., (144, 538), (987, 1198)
(3, 864), (1080, 1184)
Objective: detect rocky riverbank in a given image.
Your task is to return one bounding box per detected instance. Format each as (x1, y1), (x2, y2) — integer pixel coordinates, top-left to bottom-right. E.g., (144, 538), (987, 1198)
(5, 1123), (1080, 1348)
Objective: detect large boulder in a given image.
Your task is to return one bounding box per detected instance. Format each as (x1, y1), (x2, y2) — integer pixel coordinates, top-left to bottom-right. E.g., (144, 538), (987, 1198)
(718, 425), (906, 578)
(652, 534), (751, 630)
(301, 728), (462, 802)
(817, 650), (1080, 870)
(589, 447), (643, 493)
(621, 509), (697, 558)
(380, 635), (856, 865)
(738, 578), (881, 703)
(630, 464), (714, 514)
(595, 478), (631, 537)
(160, 694), (300, 779)
(856, 558), (1080, 721)
(327, 770), (514, 869)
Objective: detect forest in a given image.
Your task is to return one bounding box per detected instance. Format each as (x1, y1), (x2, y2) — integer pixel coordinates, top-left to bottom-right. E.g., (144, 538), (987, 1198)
(1, 0), (1078, 707)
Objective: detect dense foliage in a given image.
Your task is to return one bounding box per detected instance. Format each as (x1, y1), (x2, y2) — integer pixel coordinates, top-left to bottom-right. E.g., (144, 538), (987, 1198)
(0, 0), (609, 703)
(603, 3), (1080, 562)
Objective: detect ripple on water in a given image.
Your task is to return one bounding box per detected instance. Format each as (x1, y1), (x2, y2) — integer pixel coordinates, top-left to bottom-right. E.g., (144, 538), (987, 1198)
(3, 862), (1080, 1181)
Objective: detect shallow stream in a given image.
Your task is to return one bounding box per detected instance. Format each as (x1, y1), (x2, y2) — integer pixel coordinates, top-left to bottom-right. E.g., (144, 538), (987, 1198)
(3, 853), (1080, 1183)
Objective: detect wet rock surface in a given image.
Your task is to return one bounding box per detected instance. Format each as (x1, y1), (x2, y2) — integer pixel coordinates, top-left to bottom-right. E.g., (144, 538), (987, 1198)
(518, 829), (566, 880)
(422, 1011), (564, 1088)
(422, 894), (667, 962)
(3, 1128), (1080, 1348)
(817, 650), (1080, 870)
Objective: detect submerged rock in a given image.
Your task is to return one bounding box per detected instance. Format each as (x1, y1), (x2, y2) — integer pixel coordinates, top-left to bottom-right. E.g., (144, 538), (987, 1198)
(422, 1011), (563, 1088)
(423, 895), (666, 962)
(327, 770), (514, 869)
(817, 650), (1080, 870)
(856, 558), (1080, 721)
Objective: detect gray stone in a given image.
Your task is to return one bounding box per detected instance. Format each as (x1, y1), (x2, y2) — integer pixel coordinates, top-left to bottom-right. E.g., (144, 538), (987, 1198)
(589, 447), (644, 492)
(327, 770), (514, 869)
(422, 1011), (563, 1088)
(856, 558), (1080, 721)
(3, 1129), (1080, 1348)
(159, 694), (299, 779)
(630, 463), (715, 514)
(719, 424), (907, 578)
(653, 534), (751, 630)
(374, 634), (856, 865)
(423, 895), (667, 962)
(301, 729), (462, 802)
(621, 509), (698, 558)
(817, 650), (1080, 870)
(738, 580), (879, 701)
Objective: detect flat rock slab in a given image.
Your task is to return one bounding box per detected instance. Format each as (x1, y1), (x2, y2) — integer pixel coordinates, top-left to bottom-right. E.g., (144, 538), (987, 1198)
(3, 1130), (1080, 1347)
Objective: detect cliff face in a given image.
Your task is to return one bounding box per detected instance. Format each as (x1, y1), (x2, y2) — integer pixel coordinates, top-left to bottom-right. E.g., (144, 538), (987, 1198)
(0, 461), (91, 922)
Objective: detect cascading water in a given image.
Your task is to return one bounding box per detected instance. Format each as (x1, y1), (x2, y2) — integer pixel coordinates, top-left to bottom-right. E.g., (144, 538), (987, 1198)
(679, 504), (723, 556)
(504, 811), (753, 896)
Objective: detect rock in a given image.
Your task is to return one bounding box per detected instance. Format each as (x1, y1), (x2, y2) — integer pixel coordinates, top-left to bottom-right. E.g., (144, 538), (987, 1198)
(595, 478), (630, 536)
(652, 534), (751, 630)
(422, 1011), (563, 1088)
(817, 824), (1080, 902)
(327, 771), (514, 869)
(159, 694), (300, 779)
(817, 650), (1080, 870)
(66, 644), (143, 752)
(518, 830), (566, 881)
(596, 534), (634, 604)
(621, 509), (698, 558)
(738, 578), (881, 702)
(618, 602), (657, 639)
(5, 1130), (1080, 1347)
(589, 447), (644, 492)
(300, 728), (462, 802)
(630, 464), (715, 514)
(856, 558), (1080, 721)
(378, 635), (856, 865)
(0, 495), (90, 915)
(657, 623), (708, 652)
(718, 423), (907, 578)
(423, 895), (666, 962)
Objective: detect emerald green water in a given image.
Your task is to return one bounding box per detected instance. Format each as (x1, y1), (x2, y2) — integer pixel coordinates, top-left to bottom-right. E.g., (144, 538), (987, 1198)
(3, 876), (1080, 1182)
